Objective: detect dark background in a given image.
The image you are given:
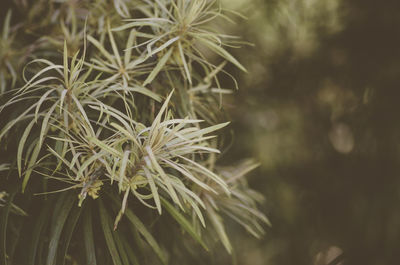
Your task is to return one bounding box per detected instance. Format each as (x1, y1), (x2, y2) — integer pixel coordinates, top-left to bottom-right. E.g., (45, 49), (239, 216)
(221, 0), (400, 264)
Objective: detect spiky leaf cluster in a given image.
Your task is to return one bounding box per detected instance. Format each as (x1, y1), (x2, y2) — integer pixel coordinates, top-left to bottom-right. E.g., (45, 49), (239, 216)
(0, 0), (268, 264)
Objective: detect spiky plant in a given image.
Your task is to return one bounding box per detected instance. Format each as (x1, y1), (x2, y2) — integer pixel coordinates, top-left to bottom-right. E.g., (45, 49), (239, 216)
(0, 0), (268, 264)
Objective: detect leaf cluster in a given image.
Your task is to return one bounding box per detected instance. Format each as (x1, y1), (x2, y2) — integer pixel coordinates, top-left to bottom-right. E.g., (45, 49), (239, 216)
(0, 0), (268, 264)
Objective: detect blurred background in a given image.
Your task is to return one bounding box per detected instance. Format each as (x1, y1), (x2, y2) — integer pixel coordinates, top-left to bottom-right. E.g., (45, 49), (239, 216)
(218, 0), (400, 264)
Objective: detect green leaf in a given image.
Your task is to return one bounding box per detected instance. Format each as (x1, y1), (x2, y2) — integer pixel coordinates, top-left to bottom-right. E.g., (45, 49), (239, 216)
(2, 10), (11, 40)
(124, 30), (136, 67)
(143, 167), (162, 214)
(28, 200), (51, 265)
(146, 146), (182, 210)
(87, 35), (117, 65)
(118, 150), (130, 192)
(112, 230), (130, 265)
(126, 86), (162, 102)
(17, 119), (36, 177)
(121, 236), (139, 265)
(0, 191), (15, 265)
(198, 37), (247, 72)
(0, 104), (37, 141)
(22, 139), (42, 192)
(59, 205), (82, 265)
(112, 19), (169, 32)
(143, 48), (172, 86)
(107, 192), (166, 264)
(63, 40), (69, 88)
(107, 20), (122, 67)
(124, 207), (167, 264)
(161, 198), (208, 251)
(178, 41), (192, 84)
(149, 36), (180, 57)
(98, 200), (123, 265)
(88, 137), (120, 158)
(34, 88), (56, 123)
(208, 206), (232, 254)
(46, 193), (75, 265)
(83, 207), (97, 265)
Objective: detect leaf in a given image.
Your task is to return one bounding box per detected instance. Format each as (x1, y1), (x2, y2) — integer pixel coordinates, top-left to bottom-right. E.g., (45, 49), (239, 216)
(88, 137), (120, 158)
(109, 122), (140, 147)
(207, 206), (232, 254)
(107, 20), (122, 67)
(119, 151), (130, 191)
(0, 104), (37, 141)
(161, 158), (214, 192)
(107, 192), (166, 264)
(149, 36), (180, 57)
(178, 41), (192, 84)
(143, 48), (172, 86)
(124, 30), (136, 67)
(17, 119), (36, 177)
(75, 151), (104, 181)
(121, 236), (139, 265)
(0, 191), (15, 265)
(2, 10), (11, 40)
(38, 100), (58, 147)
(87, 35), (116, 65)
(161, 198), (208, 251)
(59, 205), (82, 265)
(70, 94), (94, 135)
(28, 200), (51, 265)
(34, 88), (56, 123)
(112, 20), (168, 32)
(178, 155), (230, 195)
(112, 231), (130, 265)
(98, 200), (123, 265)
(83, 207), (97, 265)
(22, 139), (42, 192)
(148, 90), (174, 146)
(127, 85), (162, 102)
(172, 121), (230, 143)
(143, 166), (161, 214)
(146, 146), (182, 209)
(124, 207), (167, 264)
(63, 40), (69, 88)
(46, 193), (75, 265)
(198, 37), (247, 72)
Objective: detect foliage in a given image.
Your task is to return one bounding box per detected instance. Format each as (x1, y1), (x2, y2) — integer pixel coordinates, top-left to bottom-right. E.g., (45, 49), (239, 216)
(0, 0), (268, 264)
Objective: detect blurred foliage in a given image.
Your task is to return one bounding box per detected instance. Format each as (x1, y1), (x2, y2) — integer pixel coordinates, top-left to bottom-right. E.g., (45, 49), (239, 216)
(217, 0), (400, 264)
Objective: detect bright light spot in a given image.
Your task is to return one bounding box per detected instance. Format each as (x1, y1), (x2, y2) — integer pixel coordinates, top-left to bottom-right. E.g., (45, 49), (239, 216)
(329, 122), (354, 154)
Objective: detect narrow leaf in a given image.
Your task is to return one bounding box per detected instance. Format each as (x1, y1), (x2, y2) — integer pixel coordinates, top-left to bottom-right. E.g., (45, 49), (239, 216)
(161, 198), (208, 251)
